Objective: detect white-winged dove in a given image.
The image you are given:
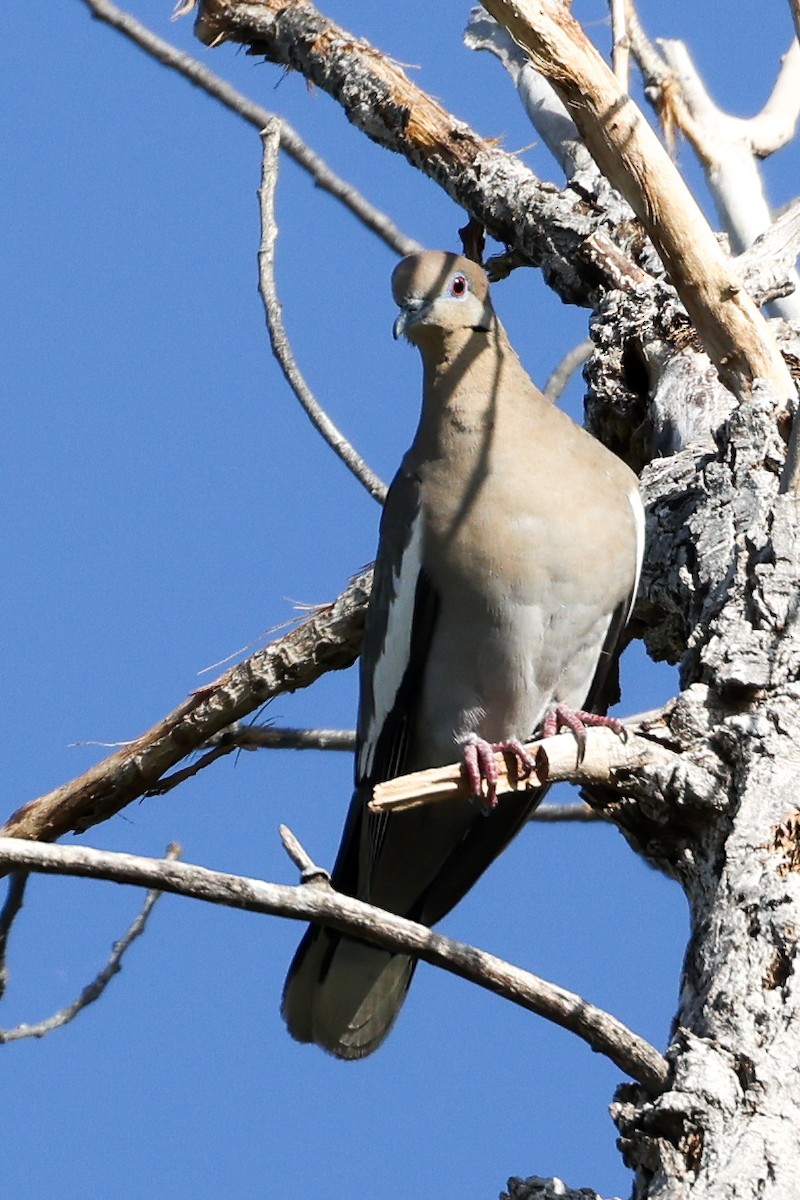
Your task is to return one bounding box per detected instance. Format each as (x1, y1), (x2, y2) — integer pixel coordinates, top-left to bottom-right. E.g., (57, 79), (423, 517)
(282, 251), (644, 1059)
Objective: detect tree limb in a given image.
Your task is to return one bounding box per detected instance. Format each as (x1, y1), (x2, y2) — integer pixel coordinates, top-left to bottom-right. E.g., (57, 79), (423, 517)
(190, 0), (651, 305)
(609, 0), (630, 90)
(78, 0), (419, 257)
(479, 0), (797, 419)
(0, 836), (670, 1093)
(0, 570), (372, 845)
(370, 718), (687, 813)
(655, 37), (800, 320)
(258, 123), (387, 502)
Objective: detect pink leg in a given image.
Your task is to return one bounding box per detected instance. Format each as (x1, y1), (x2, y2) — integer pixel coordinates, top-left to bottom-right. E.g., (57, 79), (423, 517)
(541, 705), (626, 762)
(461, 735), (537, 808)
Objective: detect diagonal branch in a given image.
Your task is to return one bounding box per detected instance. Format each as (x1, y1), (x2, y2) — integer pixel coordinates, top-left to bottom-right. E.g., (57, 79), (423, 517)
(258, 123), (387, 502)
(0, 836), (670, 1093)
(0, 571), (372, 845)
(190, 0), (648, 305)
(78, 0), (419, 257)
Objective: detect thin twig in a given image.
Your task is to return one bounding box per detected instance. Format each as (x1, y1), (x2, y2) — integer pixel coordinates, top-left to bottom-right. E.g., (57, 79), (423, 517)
(258, 124), (387, 503)
(211, 724), (356, 753)
(78, 0), (419, 258)
(543, 338), (593, 401)
(0, 874), (29, 1000)
(144, 743), (236, 796)
(279, 824), (331, 883)
(0, 845), (181, 1043)
(0, 836), (670, 1092)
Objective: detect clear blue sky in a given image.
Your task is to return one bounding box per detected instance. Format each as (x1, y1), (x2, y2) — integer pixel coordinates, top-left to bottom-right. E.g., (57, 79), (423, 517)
(4, 3), (798, 1197)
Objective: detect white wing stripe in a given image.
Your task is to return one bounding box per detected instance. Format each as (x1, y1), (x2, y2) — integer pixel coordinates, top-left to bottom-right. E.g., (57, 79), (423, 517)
(627, 486), (645, 625)
(358, 512), (424, 780)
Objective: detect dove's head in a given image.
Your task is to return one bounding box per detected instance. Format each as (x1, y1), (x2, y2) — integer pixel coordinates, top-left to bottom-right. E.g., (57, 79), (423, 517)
(391, 251), (494, 344)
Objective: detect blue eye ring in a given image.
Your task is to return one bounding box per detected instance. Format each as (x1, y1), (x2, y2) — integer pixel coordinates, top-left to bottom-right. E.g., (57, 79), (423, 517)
(449, 273), (468, 299)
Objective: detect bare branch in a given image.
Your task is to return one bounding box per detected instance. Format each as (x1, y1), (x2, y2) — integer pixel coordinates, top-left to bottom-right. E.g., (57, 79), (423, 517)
(530, 803), (601, 823)
(192, 0), (652, 305)
(746, 40), (800, 156)
(627, 9), (800, 319)
(210, 724), (356, 753)
(656, 38), (800, 304)
(144, 743), (236, 796)
(0, 845), (181, 1043)
(78, 0), (419, 257)
(479, 0), (797, 428)
(543, 337), (593, 400)
(258, 124), (387, 503)
(0, 837), (670, 1092)
(278, 824), (330, 883)
(370, 720), (685, 814)
(464, 10), (600, 187)
(0, 570), (372, 845)
(0, 874), (28, 1000)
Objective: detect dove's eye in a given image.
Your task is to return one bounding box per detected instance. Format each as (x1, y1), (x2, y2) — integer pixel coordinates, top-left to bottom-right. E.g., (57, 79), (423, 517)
(449, 273), (468, 298)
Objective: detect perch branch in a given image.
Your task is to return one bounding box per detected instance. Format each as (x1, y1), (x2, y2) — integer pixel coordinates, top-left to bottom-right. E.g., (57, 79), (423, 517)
(0, 571), (372, 846)
(258, 123), (387, 502)
(78, 0), (418, 256)
(370, 720), (680, 813)
(0, 837), (670, 1092)
(0, 845), (181, 1043)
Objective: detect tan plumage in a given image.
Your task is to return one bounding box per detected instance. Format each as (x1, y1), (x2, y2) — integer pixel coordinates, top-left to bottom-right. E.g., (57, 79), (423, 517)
(282, 251), (643, 1058)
